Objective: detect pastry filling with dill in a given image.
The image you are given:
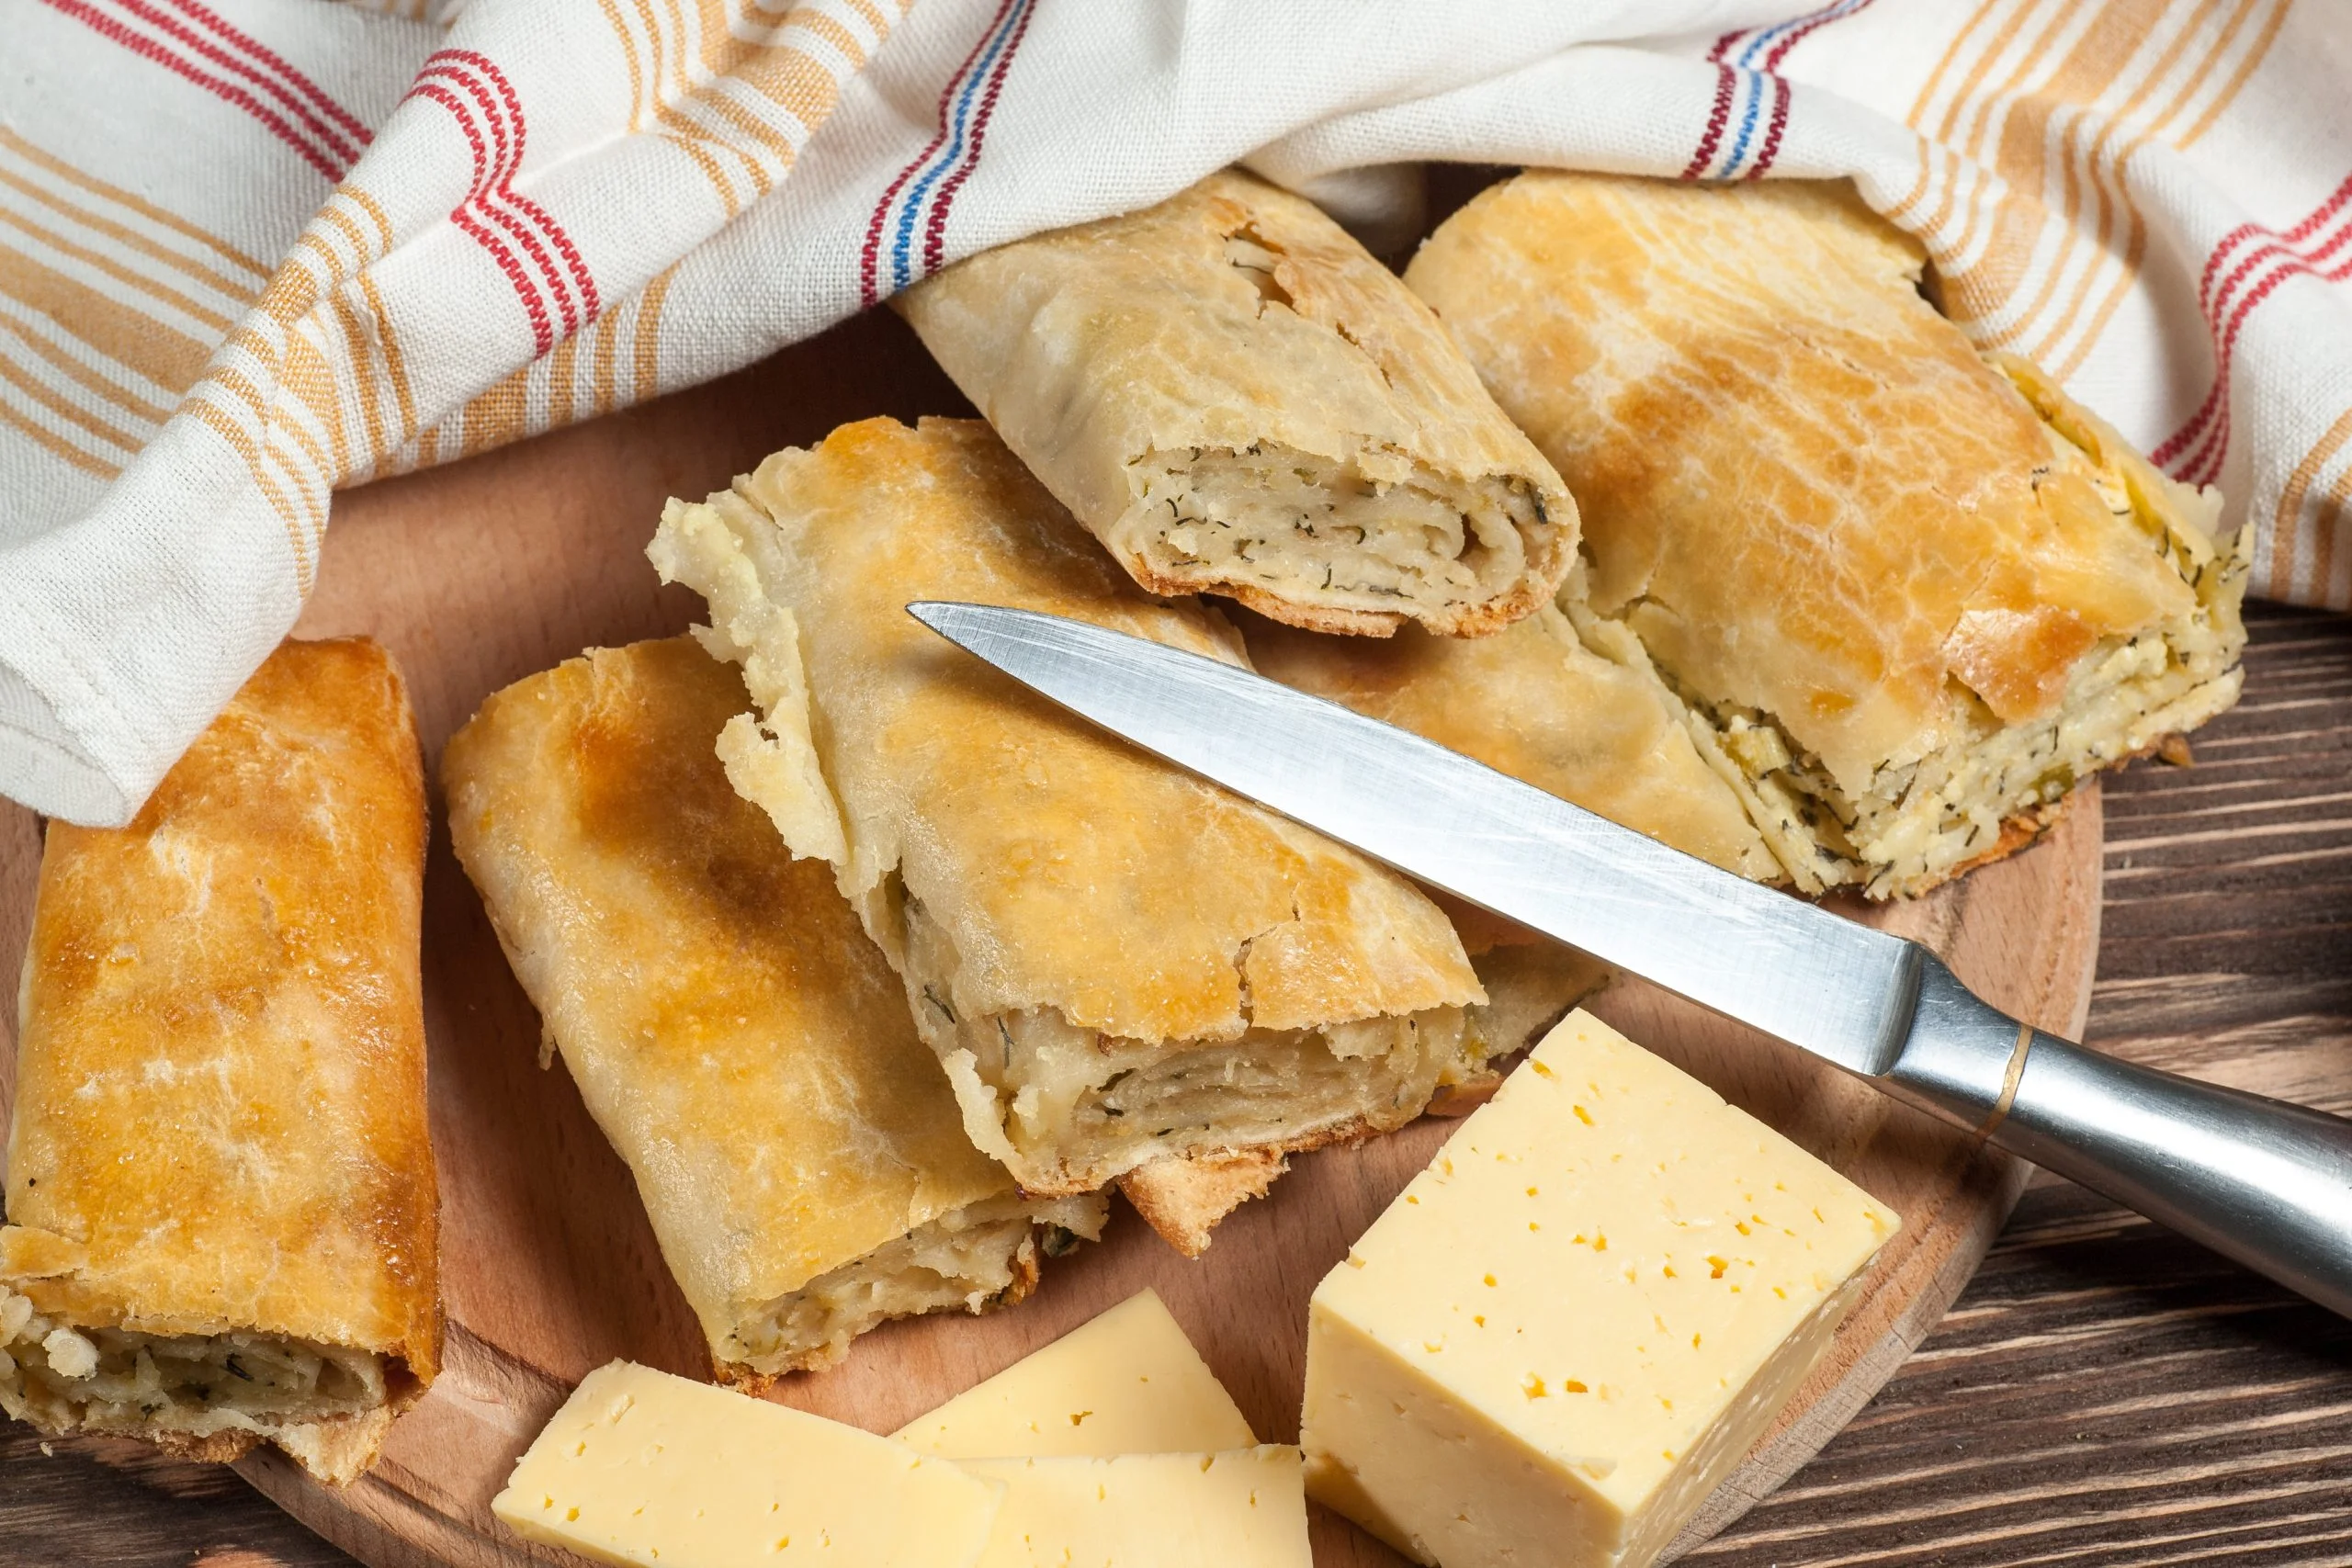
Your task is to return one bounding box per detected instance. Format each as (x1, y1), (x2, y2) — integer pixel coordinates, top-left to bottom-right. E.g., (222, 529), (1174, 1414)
(1123, 444), (1553, 628)
(1637, 367), (2248, 899)
(1405, 174), (2251, 898)
(0, 1291), (400, 1455)
(899, 891), (1484, 1198)
(898, 168), (1576, 638)
(723, 1193), (1105, 1379)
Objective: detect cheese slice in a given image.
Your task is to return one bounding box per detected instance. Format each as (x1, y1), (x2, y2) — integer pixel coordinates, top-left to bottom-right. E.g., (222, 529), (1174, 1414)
(894, 1289), (1256, 1458)
(1302, 1010), (1899, 1568)
(492, 1360), (1002, 1567)
(960, 1446), (1311, 1568)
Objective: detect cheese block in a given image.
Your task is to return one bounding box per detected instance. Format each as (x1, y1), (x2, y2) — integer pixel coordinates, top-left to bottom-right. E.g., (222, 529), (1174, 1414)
(959, 1447), (1311, 1568)
(1302, 1010), (1899, 1568)
(492, 1360), (1001, 1567)
(895, 1289), (1255, 1458)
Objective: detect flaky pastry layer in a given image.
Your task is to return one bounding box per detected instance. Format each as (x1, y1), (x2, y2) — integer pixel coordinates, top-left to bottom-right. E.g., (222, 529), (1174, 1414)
(1116, 934), (1610, 1254)
(1616, 362), (2247, 897)
(0, 638), (437, 1484)
(1244, 596), (1781, 884)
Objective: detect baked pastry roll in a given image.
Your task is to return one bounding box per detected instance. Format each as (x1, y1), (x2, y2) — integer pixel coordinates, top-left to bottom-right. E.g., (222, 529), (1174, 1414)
(1408, 173), (2247, 897)
(1240, 598), (1781, 883)
(0, 637), (438, 1484)
(649, 417), (1487, 1250)
(898, 168), (1576, 638)
(443, 637), (1104, 1385)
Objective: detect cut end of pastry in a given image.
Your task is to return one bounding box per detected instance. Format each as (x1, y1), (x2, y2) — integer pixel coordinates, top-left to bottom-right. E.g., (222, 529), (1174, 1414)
(1118, 1147), (1291, 1257)
(1409, 172), (2248, 902)
(1041, 930), (1607, 1257)
(1674, 514), (2246, 900)
(895, 850), (1482, 1222)
(0, 1290), (417, 1484)
(900, 165), (1577, 643)
(711, 1192), (1107, 1384)
(1920, 792), (2074, 893)
(923, 987), (1479, 1207)
(1114, 445), (1570, 637)
(1590, 365), (2249, 902)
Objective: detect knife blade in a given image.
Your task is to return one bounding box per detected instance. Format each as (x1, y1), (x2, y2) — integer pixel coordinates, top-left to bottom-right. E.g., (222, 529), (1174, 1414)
(909, 598), (1917, 1074)
(909, 598), (2352, 1318)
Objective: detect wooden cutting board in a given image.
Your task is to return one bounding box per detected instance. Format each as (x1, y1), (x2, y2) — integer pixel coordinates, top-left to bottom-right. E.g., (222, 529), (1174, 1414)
(0, 306), (2102, 1568)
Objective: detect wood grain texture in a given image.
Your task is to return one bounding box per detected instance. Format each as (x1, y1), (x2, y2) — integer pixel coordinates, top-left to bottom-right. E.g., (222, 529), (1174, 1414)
(1, 309), (2327, 1565)
(1695, 600), (2352, 1567)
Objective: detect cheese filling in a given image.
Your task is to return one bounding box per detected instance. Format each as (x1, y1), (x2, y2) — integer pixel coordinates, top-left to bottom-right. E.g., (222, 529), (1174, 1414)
(1125, 446), (1549, 624)
(0, 1290), (387, 1441)
(724, 1192), (1105, 1379)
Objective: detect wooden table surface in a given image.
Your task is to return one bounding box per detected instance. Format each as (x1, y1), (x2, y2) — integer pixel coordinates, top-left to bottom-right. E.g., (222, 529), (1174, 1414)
(4, 599), (2347, 1568)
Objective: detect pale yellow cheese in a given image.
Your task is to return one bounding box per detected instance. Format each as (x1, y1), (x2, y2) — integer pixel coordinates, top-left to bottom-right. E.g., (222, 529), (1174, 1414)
(1302, 1010), (1899, 1568)
(492, 1360), (1001, 1567)
(961, 1446), (1311, 1567)
(894, 1289), (1256, 1458)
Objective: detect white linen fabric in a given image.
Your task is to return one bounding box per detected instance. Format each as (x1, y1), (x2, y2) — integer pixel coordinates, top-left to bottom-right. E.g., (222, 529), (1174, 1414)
(1, 0), (2345, 824)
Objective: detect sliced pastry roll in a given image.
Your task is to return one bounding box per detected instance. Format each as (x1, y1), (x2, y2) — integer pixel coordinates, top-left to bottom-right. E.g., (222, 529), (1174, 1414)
(650, 417), (1487, 1252)
(0, 638), (439, 1484)
(443, 637), (1103, 1385)
(899, 168), (1575, 637)
(1408, 173), (2247, 896)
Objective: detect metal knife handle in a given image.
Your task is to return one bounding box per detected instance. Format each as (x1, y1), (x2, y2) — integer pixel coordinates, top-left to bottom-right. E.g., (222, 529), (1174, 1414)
(1883, 953), (2352, 1317)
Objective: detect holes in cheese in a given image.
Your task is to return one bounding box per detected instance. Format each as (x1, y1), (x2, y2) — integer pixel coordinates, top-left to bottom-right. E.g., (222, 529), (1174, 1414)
(1302, 1010), (1898, 1568)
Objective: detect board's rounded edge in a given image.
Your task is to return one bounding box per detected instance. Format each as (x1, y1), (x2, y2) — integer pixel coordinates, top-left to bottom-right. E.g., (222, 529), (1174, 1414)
(1659, 783), (2104, 1559)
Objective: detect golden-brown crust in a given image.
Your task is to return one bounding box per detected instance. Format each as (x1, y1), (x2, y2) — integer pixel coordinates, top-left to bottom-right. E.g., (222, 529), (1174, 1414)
(148, 1404), (403, 1489)
(1425, 888), (1547, 957)
(260, 1404), (403, 1488)
(2, 637), (439, 1481)
(1407, 173), (2209, 792)
(1118, 1145), (1296, 1258)
(902, 170), (1575, 636)
(1166, 567), (1572, 641)
(1127, 556), (1404, 638)
(153, 1427), (264, 1466)
(4, 637), (439, 1361)
(653, 417), (1487, 1230)
(1408, 172), (2244, 898)
(443, 637), (1016, 1378)
(1423, 1077), (1504, 1117)
(711, 1364), (782, 1398)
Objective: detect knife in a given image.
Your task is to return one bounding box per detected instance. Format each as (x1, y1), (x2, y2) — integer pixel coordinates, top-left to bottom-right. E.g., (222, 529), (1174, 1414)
(909, 600), (2352, 1318)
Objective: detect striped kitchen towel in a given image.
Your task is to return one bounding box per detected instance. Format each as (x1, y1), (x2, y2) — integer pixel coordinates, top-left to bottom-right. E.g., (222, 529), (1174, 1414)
(1, 0), (2346, 824)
